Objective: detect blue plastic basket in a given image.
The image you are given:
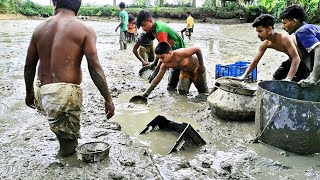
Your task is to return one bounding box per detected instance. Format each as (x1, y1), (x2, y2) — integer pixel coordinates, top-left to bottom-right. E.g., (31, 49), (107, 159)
(215, 61), (257, 82)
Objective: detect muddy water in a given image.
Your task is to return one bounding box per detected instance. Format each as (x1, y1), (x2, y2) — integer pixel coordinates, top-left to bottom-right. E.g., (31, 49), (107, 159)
(0, 19), (319, 179)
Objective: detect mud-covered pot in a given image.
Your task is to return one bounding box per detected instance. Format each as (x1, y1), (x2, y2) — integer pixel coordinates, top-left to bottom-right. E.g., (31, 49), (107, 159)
(256, 80), (320, 155)
(207, 77), (257, 121)
(76, 142), (110, 163)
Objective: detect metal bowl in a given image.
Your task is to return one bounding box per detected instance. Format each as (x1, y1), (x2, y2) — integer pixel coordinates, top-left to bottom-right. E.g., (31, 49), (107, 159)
(76, 142), (110, 163)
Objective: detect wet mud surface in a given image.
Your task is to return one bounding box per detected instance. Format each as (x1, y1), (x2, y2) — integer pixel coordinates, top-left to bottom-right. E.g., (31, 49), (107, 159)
(0, 19), (319, 179)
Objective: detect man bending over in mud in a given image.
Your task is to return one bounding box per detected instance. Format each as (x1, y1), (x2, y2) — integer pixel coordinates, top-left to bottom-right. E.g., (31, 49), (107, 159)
(281, 5), (320, 87)
(239, 14), (309, 82)
(24, 0), (115, 157)
(142, 42), (208, 97)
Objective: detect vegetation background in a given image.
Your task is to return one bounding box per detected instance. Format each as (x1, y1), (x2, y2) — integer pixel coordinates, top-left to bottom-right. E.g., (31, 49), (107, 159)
(0, 0), (319, 23)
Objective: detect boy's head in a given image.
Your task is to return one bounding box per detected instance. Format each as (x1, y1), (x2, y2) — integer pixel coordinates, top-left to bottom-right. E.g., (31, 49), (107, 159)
(252, 14), (275, 41)
(186, 11), (191, 16)
(155, 42), (172, 62)
(129, 14), (135, 23)
(52, 0), (81, 15)
(137, 10), (154, 32)
(119, 2), (125, 9)
(280, 5), (305, 34)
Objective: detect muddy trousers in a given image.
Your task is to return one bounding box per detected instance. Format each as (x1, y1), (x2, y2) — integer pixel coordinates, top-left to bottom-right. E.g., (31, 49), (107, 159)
(167, 68), (180, 90)
(119, 30), (127, 50)
(273, 59), (310, 82)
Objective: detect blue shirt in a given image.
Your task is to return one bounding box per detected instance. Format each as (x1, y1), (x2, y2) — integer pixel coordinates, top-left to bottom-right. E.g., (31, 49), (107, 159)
(296, 22), (320, 53)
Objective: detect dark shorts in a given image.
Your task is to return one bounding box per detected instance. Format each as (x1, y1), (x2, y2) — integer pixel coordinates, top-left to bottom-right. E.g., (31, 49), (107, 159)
(181, 28), (193, 36)
(273, 59), (310, 82)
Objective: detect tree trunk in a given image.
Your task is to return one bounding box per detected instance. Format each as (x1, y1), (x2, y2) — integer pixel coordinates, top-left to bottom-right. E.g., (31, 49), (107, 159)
(221, 0), (225, 9)
(192, 0), (196, 7)
(160, 0), (164, 7)
(318, 0), (320, 23)
(113, 0), (116, 6)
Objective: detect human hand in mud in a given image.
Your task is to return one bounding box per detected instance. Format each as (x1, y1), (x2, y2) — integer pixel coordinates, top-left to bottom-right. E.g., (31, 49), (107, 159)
(298, 76), (319, 88)
(105, 101), (115, 119)
(25, 94), (36, 109)
(142, 61), (149, 67)
(237, 75), (246, 81)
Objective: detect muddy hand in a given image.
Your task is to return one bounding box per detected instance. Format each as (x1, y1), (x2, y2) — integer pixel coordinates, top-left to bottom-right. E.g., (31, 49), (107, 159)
(142, 61), (149, 67)
(25, 94), (36, 109)
(105, 101), (115, 119)
(298, 77), (317, 88)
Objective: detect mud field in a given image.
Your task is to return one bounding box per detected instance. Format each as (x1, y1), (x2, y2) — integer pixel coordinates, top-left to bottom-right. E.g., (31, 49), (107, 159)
(0, 18), (319, 179)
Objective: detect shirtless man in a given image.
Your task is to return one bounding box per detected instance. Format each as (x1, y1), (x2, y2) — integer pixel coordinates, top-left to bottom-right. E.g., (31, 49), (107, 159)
(24, 0), (115, 157)
(143, 42), (208, 97)
(239, 14), (309, 82)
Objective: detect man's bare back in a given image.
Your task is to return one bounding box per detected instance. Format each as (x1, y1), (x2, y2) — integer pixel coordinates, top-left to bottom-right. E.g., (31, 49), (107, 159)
(31, 10), (94, 85)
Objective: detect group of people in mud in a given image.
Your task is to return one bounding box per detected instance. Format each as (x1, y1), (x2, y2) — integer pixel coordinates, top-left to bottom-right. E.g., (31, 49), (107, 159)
(24, 0), (320, 157)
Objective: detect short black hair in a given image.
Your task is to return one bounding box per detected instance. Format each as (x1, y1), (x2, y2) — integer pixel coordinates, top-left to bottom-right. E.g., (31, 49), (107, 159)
(280, 5), (305, 22)
(128, 14), (135, 23)
(155, 42), (172, 55)
(145, 32), (155, 41)
(252, 14), (275, 29)
(119, 2), (125, 9)
(186, 11), (191, 15)
(136, 10), (152, 29)
(52, 0), (82, 14)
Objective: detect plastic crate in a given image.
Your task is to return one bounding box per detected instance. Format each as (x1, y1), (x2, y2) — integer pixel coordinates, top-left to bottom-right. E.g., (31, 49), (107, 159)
(215, 61), (257, 82)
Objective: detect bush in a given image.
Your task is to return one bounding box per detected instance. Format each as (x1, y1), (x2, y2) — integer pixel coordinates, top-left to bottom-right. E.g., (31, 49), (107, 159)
(245, 5), (268, 23)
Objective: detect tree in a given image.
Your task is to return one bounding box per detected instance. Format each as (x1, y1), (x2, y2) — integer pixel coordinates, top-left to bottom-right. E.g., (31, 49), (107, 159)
(192, 0), (196, 7)
(113, 0), (116, 6)
(160, 0), (164, 6)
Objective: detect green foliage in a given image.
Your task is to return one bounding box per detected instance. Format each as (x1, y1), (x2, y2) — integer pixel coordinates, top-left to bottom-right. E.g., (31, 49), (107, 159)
(245, 5), (268, 22)
(19, 0), (52, 16)
(299, 0), (319, 23)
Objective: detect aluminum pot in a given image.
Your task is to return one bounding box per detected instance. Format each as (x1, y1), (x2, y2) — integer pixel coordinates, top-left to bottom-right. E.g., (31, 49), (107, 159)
(76, 142), (110, 163)
(256, 80), (320, 155)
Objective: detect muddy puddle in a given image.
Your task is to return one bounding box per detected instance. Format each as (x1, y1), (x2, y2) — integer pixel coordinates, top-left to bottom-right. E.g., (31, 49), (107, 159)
(0, 19), (319, 179)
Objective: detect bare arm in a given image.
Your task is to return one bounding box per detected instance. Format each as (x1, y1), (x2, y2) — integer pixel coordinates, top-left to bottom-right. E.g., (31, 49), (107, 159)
(84, 27), (115, 119)
(298, 44), (320, 87)
(115, 15), (124, 32)
(24, 34), (39, 108)
(284, 37), (301, 80)
(310, 45), (320, 80)
(143, 64), (167, 97)
(240, 42), (267, 80)
(132, 42), (148, 66)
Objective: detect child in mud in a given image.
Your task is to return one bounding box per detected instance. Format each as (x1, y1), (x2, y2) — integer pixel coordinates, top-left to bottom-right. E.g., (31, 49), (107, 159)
(142, 42), (208, 97)
(181, 11), (194, 40)
(127, 14), (137, 43)
(136, 10), (186, 91)
(281, 5), (320, 87)
(24, 0), (115, 157)
(115, 2), (128, 50)
(239, 14), (309, 82)
(132, 32), (155, 67)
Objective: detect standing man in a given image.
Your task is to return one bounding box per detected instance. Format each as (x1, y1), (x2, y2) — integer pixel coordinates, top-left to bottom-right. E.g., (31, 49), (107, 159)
(281, 5), (320, 87)
(239, 14), (308, 82)
(115, 2), (129, 50)
(136, 10), (186, 91)
(24, 0), (115, 157)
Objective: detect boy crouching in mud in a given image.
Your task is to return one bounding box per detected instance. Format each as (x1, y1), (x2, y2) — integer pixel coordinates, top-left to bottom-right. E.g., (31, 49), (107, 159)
(142, 42), (208, 97)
